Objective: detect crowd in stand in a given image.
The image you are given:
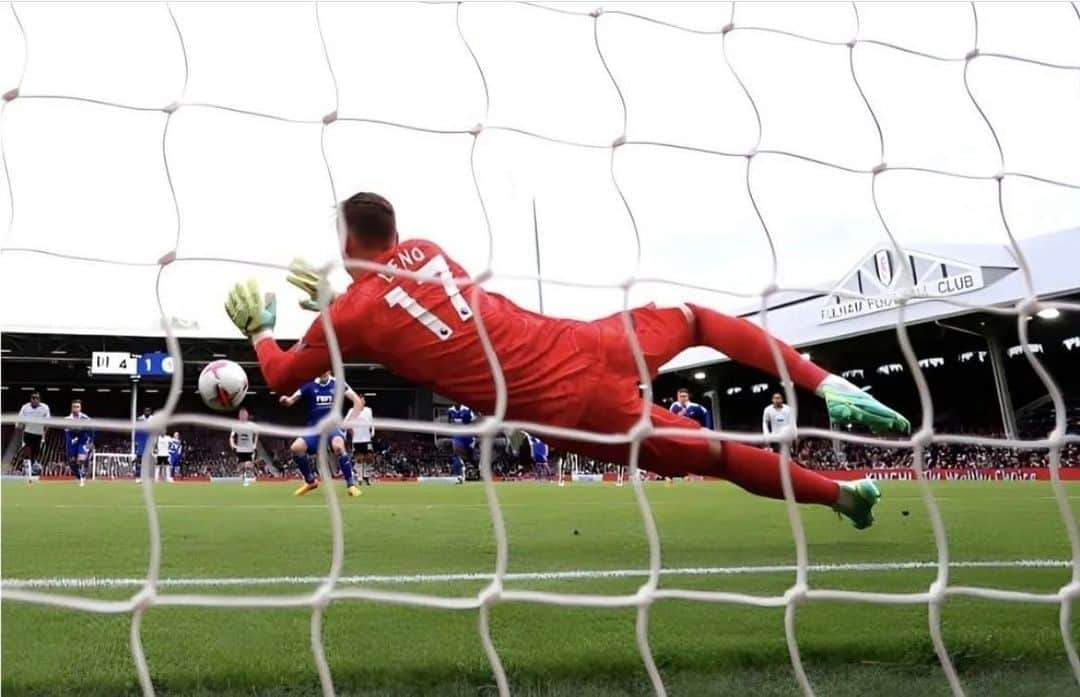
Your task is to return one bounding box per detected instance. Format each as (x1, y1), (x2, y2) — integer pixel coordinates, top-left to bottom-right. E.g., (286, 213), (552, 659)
(795, 410), (1080, 471)
(795, 438), (1080, 471)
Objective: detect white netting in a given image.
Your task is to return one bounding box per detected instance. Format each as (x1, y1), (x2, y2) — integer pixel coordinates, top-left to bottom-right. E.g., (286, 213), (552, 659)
(2, 2), (1080, 696)
(91, 451), (136, 480)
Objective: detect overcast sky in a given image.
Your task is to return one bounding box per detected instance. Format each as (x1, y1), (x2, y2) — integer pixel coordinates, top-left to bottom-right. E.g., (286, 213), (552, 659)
(1, 2), (1078, 342)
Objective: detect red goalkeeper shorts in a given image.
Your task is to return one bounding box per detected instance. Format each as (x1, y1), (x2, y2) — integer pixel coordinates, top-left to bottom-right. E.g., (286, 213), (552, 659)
(541, 305), (715, 477)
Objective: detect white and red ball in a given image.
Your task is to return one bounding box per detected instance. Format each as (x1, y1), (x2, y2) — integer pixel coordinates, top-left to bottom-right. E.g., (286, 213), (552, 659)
(198, 359), (248, 412)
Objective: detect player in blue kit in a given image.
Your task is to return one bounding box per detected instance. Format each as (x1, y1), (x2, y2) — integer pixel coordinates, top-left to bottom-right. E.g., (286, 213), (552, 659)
(64, 399), (93, 487)
(447, 404), (476, 484)
(670, 388), (713, 429)
(666, 388), (713, 486)
(279, 371), (363, 497)
(524, 432), (552, 480)
(168, 432), (183, 480)
(133, 406), (151, 482)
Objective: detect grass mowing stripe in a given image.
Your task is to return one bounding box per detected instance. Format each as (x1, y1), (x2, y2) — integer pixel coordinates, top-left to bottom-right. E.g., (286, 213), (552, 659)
(1, 558), (1070, 590)
(6, 494), (1077, 510)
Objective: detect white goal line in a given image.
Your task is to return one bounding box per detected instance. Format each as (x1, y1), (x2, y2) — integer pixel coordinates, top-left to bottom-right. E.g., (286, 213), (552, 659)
(1, 558), (1070, 591)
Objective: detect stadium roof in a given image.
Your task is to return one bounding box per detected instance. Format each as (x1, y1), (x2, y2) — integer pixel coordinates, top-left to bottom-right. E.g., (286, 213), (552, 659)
(663, 227), (1080, 371)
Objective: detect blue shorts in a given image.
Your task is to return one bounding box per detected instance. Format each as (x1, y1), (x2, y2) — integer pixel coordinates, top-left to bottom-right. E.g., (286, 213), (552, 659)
(300, 430), (346, 455)
(452, 436), (475, 451)
(66, 441), (91, 459)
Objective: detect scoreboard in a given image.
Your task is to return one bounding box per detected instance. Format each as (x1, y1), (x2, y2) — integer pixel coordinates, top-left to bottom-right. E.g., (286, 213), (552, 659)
(137, 351), (174, 378)
(90, 351), (174, 378)
(90, 351), (135, 376)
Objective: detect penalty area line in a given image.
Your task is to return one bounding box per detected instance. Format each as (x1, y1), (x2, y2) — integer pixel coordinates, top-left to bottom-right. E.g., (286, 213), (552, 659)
(0, 559), (1071, 590)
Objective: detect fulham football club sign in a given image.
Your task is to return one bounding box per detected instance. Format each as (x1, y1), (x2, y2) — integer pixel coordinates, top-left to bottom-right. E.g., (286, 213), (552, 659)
(820, 247), (996, 324)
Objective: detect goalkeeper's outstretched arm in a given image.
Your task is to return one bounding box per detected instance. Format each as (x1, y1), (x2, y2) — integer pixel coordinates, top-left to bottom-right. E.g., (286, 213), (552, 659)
(225, 280), (334, 395)
(251, 323), (333, 396)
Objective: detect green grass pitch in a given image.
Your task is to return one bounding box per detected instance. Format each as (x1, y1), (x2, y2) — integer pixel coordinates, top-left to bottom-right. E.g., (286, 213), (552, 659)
(2, 478), (1079, 696)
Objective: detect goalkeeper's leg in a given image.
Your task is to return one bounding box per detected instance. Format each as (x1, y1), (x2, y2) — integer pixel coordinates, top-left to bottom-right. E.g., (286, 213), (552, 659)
(684, 304), (829, 390)
(566, 403), (879, 529)
(685, 304), (910, 433)
(645, 407), (878, 529)
(598, 304), (908, 433)
(714, 441), (879, 529)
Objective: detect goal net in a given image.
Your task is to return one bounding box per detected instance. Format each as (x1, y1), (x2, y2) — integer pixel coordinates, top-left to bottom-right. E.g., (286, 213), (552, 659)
(1, 3), (1079, 696)
(91, 452), (136, 480)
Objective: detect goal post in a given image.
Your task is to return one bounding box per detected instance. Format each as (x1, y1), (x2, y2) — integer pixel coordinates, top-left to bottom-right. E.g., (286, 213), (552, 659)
(91, 452), (135, 480)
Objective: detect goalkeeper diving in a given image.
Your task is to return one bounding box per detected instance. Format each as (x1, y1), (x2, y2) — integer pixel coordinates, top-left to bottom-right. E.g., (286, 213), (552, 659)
(226, 193), (910, 528)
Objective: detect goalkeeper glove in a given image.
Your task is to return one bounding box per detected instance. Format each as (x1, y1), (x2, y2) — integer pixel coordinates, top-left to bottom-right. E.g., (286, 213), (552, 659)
(225, 279), (277, 337)
(286, 258), (336, 313)
(818, 375), (911, 434)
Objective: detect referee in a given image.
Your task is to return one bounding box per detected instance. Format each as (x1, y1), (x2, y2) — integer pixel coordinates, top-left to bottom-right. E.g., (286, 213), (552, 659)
(17, 391), (51, 476)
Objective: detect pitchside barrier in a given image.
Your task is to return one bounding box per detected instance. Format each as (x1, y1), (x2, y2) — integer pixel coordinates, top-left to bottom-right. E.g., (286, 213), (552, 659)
(24, 467), (1080, 484)
(821, 467), (1080, 481)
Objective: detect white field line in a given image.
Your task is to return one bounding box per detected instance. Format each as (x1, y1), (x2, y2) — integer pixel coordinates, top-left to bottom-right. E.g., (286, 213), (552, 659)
(0, 559), (1070, 590)
(6, 503), (662, 510)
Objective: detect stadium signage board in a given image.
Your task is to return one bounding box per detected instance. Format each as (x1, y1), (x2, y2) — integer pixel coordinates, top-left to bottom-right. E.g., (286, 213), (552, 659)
(820, 248), (986, 324)
(818, 467), (1080, 482)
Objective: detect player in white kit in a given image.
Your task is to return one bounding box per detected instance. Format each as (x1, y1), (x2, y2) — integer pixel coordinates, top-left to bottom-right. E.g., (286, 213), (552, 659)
(154, 432), (174, 482)
(230, 407), (259, 485)
(16, 391), (50, 478)
(762, 392), (794, 453)
(348, 395), (375, 486)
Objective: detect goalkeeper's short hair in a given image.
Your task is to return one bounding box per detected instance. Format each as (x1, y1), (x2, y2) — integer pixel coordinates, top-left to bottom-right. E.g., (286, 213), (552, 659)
(341, 192), (396, 245)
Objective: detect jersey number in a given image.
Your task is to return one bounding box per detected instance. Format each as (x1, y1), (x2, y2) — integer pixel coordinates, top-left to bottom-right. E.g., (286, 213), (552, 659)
(384, 255), (473, 340)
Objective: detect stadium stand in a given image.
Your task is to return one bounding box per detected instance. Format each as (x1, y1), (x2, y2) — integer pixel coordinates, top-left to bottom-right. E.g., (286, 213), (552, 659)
(3, 292), (1077, 480)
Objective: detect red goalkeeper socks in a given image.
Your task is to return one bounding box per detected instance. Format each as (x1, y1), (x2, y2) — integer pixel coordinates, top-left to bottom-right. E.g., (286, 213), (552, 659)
(713, 441), (839, 506)
(688, 305), (830, 392)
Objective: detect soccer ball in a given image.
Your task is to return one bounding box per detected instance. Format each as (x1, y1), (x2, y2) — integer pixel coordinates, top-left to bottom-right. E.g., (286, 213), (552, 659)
(198, 360), (248, 412)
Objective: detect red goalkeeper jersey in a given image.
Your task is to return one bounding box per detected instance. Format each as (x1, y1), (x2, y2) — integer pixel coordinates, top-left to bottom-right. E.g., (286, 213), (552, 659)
(256, 239), (595, 426)
(255, 238), (722, 475)
(253, 238), (842, 480)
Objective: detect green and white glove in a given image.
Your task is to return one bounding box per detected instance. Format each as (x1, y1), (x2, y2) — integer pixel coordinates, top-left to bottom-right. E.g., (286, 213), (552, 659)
(818, 375), (911, 434)
(286, 258), (336, 312)
(225, 279), (277, 337)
